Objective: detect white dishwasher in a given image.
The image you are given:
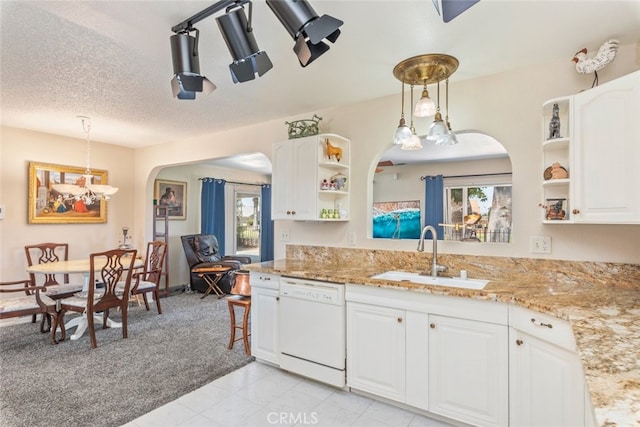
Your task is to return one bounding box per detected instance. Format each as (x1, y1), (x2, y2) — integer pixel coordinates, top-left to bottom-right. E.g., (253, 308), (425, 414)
(279, 277), (346, 388)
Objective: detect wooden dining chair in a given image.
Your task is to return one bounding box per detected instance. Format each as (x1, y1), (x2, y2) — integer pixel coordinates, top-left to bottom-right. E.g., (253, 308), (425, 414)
(24, 242), (82, 332)
(0, 279), (61, 344)
(55, 249), (137, 349)
(25, 243), (83, 298)
(125, 241), (167, 314)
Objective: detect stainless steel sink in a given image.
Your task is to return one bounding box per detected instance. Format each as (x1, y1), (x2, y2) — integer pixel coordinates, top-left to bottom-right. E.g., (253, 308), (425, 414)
(370, 271), (489, 290)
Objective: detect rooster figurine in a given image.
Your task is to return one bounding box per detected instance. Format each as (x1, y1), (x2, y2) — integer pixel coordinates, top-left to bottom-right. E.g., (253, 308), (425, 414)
(572, 39), (619, 88)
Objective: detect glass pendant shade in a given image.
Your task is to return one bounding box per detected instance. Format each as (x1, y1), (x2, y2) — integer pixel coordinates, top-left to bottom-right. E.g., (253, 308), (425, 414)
(393, 118), (413, 145)
(435, 119), (460, 146)
(401, 134), (423, 150)
(414, 87), (436, 117)
(426, 112), (448, 141)
(393, 81), (412, 145)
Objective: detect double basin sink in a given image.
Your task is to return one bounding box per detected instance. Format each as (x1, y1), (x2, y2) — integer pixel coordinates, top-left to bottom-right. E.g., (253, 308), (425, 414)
(370, 271), (489, 290)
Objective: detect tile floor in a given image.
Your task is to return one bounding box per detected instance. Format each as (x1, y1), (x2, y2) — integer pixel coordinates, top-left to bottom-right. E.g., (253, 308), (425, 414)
(124, 362), (456, 427)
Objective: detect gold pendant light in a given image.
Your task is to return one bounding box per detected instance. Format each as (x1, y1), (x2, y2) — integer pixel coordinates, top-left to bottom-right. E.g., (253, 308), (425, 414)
(392, 54), (459, 148)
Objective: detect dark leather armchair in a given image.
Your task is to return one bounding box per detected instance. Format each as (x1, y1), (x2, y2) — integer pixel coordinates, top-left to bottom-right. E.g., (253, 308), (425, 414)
(180, 234), (252, 294)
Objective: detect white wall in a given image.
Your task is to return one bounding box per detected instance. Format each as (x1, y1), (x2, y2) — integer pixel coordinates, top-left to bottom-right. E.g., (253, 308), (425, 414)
(2, 43), (639, 286)
(133, 43), (640, 265)
(0, 127), (135, 283)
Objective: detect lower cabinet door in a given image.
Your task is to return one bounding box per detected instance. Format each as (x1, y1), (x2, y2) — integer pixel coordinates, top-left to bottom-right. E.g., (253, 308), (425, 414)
(428, 315), (509, 427)
(510, 329), (585, 427)
(346, 302), (406, 402)
(251, 288), (280, 364)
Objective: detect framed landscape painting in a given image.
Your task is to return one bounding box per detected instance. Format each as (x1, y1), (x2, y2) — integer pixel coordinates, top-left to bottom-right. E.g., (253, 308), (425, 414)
(28, 161), (108, 224)
(154, 179), (187, 220)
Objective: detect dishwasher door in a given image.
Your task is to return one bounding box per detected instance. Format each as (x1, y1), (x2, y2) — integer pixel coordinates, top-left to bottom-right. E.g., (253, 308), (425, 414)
(279, 278), (345, 372)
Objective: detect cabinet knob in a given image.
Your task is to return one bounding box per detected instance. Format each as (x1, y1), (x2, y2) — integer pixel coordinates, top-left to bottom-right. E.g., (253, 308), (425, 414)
(276, 297), (280, 301)
(572, 209), (580, 215)
(430, 323), (436, 329)
(286, 210), (292, 215)
(397, 317), (403, 323)
(516, 339), (524, 346)
(291, 210), (296, 215)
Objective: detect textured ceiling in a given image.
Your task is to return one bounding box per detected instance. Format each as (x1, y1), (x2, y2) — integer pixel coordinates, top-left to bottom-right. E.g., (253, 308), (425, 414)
(1, 0), (639, 150)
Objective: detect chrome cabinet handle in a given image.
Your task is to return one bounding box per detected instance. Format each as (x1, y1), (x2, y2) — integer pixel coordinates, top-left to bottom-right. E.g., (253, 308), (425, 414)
(259, 276), (271, 281)
(531, 318), (553, 328)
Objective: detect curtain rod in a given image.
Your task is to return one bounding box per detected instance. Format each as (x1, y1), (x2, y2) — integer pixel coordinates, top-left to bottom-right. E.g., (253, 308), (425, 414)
(420, 172), (512, 180)
(198, 177), (265, 187)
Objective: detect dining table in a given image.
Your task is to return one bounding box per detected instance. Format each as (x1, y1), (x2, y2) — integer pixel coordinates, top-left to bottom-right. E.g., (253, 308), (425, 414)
(26, 256), (143, 341)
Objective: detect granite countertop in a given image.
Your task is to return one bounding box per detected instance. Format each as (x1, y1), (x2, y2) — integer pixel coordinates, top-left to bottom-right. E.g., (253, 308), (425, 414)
(245, 256), (640, 427)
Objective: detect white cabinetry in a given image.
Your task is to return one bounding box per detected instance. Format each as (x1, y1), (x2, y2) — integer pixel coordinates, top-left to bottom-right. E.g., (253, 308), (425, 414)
(346, 301), (406, 402)
(346, 284), (509, 426)
(428, 315), (509, 427)
(509, 306), (588, 426)
(272, 133), (350, 221)
(250, 272), (280, 365)
(542, 71), (640, 224)
(572, 71), (640, 223)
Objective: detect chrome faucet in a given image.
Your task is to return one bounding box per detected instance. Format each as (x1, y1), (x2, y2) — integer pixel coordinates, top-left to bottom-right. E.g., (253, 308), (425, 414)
(417, 225), (447, 277)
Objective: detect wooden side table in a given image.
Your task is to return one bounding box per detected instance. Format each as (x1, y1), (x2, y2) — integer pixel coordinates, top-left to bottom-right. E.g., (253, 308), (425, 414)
(191, 265), (232, 299)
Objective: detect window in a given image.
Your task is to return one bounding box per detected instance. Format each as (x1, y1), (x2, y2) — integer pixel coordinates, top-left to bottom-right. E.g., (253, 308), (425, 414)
(226, 185), (261, 262)
(443, 176), (512, 243)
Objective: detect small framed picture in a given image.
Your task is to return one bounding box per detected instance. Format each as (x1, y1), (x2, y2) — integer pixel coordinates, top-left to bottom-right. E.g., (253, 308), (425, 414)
(154, 179), (187, 220)
(545, 198), (567, 220)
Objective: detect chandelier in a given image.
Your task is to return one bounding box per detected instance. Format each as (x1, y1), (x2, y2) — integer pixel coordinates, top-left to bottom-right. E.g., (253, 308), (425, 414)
(392, 54), (459, 148)
(51, 116), (118, 205)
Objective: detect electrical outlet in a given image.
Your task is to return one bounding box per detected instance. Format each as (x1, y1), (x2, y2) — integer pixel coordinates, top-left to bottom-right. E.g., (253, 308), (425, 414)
(348, 231), (356, 246)
(530, 236), (551, 254)
(281, 230), (290, 242)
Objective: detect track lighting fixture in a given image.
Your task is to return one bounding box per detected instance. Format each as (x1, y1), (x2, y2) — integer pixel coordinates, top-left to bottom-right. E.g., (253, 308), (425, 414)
(216, 4), (273, 83)
(170, 0), (342, 99)
(170, 30), (216, 99)
(266, 0), (343, 67)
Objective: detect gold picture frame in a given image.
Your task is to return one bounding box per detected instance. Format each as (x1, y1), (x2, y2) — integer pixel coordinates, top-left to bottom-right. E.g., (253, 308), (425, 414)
(28, 161), (109, 224)
(154, 179), (187, 220)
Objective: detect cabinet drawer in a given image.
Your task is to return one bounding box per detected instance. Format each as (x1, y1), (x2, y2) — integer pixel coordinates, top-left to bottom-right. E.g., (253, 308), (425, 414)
(509, 305), (576, 351)
(250, 271), (279, 290)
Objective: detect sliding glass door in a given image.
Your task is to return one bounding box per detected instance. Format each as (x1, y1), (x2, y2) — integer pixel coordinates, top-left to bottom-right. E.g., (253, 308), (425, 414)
(231, 185), (261, 262)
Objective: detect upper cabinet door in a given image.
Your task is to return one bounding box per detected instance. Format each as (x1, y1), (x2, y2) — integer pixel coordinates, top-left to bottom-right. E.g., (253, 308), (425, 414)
(272, 134), (350, 221)
(271, 137), (317, 220)
(572, 71), (640, 223)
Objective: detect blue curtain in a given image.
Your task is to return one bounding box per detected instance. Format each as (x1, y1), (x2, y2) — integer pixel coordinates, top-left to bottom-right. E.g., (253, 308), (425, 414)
(201, 178), (226, 254)
(424, 175), (444, 240)
(260, 185), (274, 261)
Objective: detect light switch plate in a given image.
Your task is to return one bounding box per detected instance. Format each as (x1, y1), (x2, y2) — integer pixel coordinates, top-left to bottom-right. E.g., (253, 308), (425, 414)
(348, 231), (356, 246)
